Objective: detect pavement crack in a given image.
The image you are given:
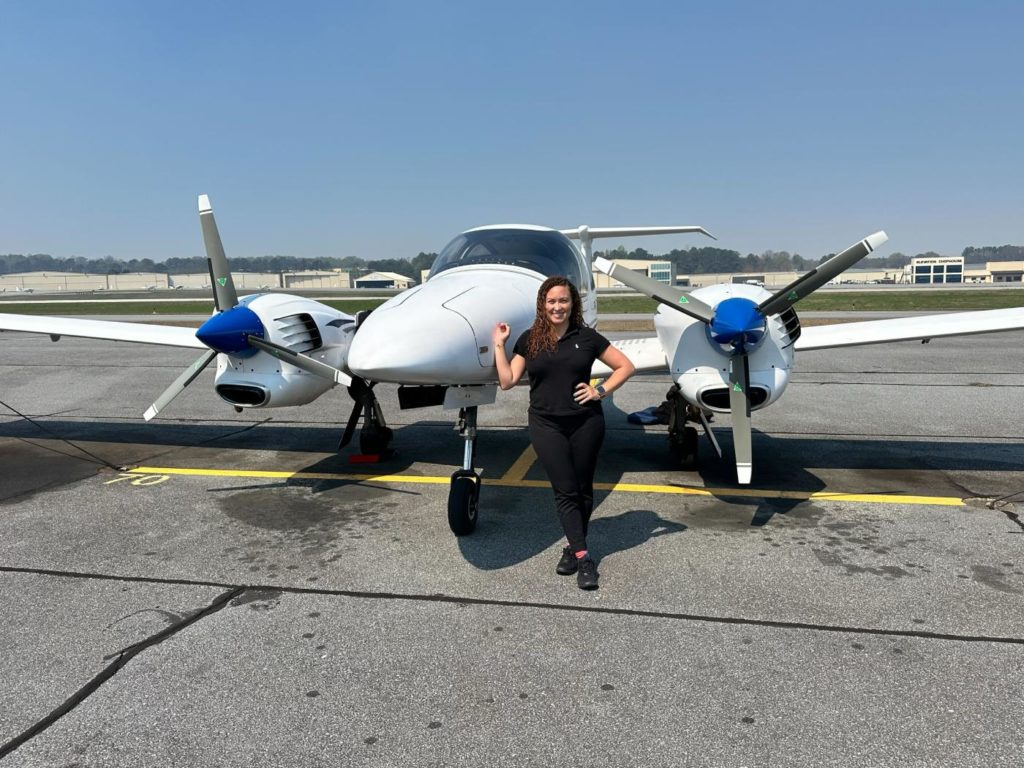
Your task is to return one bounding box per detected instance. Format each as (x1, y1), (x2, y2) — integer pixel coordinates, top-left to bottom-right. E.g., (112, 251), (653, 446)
(0, 585), (244, 761)
(2, 565), (1022, 650)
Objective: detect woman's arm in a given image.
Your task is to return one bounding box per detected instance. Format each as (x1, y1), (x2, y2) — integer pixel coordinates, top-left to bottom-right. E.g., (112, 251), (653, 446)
(492, 322), (527, 390)
(574, 344), (636, 404)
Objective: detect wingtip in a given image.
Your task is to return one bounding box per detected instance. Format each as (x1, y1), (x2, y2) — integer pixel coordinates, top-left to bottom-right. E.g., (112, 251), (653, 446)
(865, 231), (888, 250)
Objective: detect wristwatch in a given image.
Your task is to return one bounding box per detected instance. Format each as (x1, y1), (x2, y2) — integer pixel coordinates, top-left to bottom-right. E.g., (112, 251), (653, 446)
(595, 384), (607, 399)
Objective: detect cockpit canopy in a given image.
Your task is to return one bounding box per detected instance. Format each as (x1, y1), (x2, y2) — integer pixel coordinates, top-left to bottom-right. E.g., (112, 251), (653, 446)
(428, 228), (588, 291)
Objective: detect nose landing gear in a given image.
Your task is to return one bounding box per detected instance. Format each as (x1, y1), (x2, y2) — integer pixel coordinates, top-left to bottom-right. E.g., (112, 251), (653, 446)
(447, 406), (480, 535)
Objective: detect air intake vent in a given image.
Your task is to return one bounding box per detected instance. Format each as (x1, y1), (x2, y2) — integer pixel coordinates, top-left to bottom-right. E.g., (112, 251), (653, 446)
(216, 384), (268, 406)
(779, 307), (801, 347)
(274, 313), (322, 353)
(700, 386), (769, 410)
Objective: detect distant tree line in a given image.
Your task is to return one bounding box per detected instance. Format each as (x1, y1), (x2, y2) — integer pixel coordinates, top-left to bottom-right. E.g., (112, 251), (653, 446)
(2, 242), (1021, 278)
(962, 244), (1024, 262)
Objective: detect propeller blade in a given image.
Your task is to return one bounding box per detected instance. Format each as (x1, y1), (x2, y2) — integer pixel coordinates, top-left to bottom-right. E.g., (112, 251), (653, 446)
(246, 335), (353, 387)
(593, 256), (715, 323)
(198, 194), (239, 311)
(143, 349), (218, 421)
(728, 354), (753, 484)
(758, 231), (888, 316)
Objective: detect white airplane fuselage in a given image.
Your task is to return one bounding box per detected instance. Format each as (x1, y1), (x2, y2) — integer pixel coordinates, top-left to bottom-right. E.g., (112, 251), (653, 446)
(348, 226), (596, 386)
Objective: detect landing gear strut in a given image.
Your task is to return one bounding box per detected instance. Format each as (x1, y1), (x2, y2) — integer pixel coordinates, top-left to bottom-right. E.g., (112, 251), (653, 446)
(339, 377), (393, 456)
(447, 406), (480, 536)
(665, 384), (719, 469)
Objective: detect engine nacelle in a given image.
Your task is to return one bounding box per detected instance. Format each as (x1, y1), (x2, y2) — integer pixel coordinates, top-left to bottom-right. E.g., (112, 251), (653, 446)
(654, 283), (797, 413)
(213, 293), (356, 409)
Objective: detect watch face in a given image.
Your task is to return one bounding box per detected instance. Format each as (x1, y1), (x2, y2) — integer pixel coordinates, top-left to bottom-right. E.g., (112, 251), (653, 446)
(596, 385), (606, 397)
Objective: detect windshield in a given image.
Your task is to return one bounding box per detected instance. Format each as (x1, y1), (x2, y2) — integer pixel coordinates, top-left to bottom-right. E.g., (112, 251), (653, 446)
(428, 228), (587, 291)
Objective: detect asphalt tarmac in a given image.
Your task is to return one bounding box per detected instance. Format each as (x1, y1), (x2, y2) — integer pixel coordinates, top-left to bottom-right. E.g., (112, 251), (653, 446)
(1, 328), (1022, 766)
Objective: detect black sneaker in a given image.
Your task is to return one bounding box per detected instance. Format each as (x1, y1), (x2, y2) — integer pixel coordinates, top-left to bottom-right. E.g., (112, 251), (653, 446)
(576, 557), (599, 590)
(556, 547), (578, 575)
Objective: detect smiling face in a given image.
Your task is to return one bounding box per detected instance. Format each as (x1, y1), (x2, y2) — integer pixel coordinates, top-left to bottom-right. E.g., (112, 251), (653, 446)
(544, 284), (572, 328)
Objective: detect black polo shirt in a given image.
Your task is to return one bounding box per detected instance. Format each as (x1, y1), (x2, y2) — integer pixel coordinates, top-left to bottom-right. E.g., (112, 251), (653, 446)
(513, 324), (611, 416)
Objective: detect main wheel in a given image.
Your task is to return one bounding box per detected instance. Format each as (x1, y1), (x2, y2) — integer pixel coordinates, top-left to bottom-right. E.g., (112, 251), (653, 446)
(670, 426), (699, 470)
(359, 426), (393, 455)
(448, 469), (480, 536)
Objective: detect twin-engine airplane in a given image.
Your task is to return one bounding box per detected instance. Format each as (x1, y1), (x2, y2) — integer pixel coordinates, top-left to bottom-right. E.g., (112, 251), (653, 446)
(3, 196), (1024, 536)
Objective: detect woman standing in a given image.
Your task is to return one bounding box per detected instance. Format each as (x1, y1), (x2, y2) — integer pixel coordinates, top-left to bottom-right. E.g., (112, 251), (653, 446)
(492, 276), (635, 590)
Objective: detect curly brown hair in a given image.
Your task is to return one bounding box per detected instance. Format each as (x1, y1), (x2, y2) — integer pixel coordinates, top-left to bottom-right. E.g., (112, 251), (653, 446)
(525, 276), (586, 358)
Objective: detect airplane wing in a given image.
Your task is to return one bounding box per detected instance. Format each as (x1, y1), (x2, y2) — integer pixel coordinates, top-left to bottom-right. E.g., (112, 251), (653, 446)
(591, 335), (667, 377)
(0, 313), (207, 349)
(795, 307), (1024, 351)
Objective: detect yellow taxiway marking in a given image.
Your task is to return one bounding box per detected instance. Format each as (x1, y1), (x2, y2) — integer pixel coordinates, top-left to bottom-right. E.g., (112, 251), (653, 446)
(129, 466), (965, 507)
(500, 445), (537, 482)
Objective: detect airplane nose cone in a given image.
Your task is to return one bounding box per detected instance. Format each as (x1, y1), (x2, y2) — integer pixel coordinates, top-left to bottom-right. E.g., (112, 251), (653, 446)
(348, 306), (483, 384)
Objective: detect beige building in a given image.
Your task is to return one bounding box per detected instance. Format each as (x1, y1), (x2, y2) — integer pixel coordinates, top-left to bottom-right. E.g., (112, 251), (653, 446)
(0, 271), (170, 292)
(592, 259), (674, 288)
(167, 272), (282, 290)
(988, 261), (1024, 283)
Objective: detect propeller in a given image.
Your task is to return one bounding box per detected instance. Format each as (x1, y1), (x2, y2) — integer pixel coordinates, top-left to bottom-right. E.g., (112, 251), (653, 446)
(199, 194), (238, 311)
(595, 231), (888, 483)
(594, 257), (715, 323)
(143, 195), (353, 419)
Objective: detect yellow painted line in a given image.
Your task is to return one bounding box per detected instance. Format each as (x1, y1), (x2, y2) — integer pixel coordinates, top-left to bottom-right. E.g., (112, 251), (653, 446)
(500, 445), (537, 482)
(128, 466), (965, 507)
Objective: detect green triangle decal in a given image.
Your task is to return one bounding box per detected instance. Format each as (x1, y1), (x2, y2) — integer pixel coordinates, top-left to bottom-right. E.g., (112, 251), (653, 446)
(217, 277), (227, 286)
(787, 290), (799, 301)
(732, 382), (742, 392)
(678, 296), (689, 304)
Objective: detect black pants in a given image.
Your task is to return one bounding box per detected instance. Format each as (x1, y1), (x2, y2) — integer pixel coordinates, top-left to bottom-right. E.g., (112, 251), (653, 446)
(528, 408), (605, 553)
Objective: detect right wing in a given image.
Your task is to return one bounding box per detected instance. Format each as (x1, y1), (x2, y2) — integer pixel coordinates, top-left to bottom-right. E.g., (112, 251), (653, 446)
(795, 307), (1024, 351)
(591, 335), (667, 377)
(0, 313), (207, 349)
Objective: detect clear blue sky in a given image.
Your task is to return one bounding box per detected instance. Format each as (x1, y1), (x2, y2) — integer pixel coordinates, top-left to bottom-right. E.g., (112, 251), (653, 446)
(1, 1), (1021, 263)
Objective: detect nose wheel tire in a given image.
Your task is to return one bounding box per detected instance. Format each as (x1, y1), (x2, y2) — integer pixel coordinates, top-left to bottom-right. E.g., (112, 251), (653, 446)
(448, 469), (480, 536)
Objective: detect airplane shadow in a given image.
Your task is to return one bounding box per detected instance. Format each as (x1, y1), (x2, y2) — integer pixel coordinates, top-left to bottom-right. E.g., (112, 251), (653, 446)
(5, 411), (1023, 570)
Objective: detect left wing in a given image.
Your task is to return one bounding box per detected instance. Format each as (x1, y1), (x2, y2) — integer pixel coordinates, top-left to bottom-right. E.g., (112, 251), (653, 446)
(0, 313), (206, 349)
(795, 307), (1024, 351)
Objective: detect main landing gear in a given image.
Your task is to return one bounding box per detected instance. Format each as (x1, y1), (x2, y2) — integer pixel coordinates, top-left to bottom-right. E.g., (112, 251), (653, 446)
(339, 377), (393, 456)
(447, 406), (480, 536)
(665, 384), (720, 470)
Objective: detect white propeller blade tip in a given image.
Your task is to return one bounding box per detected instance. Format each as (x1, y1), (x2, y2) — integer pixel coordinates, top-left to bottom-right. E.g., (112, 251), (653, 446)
(593, 256), (613, 275)
(198, 194), (212, 213)
(143, 406), (158, 422)
(736, 464), (752, 484)
(865, 231), (888, 251)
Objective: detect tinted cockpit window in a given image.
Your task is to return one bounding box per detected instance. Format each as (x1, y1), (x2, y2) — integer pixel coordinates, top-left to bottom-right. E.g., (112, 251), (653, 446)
(428, 229), (586, 290)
